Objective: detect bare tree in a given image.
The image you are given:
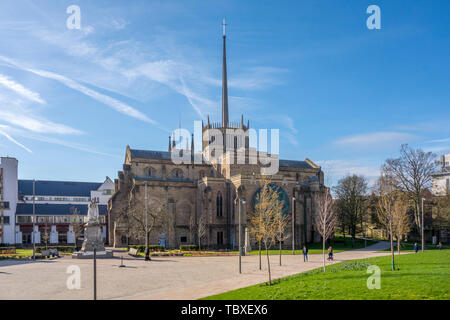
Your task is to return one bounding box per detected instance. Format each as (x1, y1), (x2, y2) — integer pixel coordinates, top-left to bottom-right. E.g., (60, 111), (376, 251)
(248, 203), (264, 270)
(275, 214), (290, 266)
(127, 196), (166, 256)
(333, 175), (368, 247)
(384, 144), (436, 231)
(375, 172), (397, 271)
(392, 195), (411, 255)
(189, 214), (196, 245)
(313, 189), (337, 272)
(251, 177), (284, 286)
(70, 206), (84, 248)
(197, 213), (207, 251)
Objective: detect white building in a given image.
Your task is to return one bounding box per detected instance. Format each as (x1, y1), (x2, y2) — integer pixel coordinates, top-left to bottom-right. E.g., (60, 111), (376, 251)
(0, 155), (114, 245)
(432, 154), (450, 196)
(0, 157), (18, 245)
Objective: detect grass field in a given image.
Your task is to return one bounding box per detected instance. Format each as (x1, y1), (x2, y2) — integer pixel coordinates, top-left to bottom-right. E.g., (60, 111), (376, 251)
(238, 236), (378, 255)
(380, 242), (450, 252)
(202, 250), (450, 300)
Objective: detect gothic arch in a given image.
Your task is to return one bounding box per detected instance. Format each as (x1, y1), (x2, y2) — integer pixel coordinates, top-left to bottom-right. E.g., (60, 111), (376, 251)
(216, 191), (223, 217)
(171, 168), (184, 178)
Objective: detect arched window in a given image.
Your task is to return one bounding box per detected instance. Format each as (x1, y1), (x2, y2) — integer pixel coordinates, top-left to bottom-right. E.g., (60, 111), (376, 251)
(146, 167), (156, 177)
(171, 168), (183, 178)
(216, 192), (223, 217)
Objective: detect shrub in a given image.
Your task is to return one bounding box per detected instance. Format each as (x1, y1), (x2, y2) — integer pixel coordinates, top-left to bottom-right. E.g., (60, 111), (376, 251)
(180, 245), (199, 251)
(0, 247), (16, 254)
(127, 245), (165, 252)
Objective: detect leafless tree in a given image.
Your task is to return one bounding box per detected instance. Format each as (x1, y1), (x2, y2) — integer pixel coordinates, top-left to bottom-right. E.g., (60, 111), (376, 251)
(333, 175), (368, 247)
(313, 189), (337, 272)
(126, 196), (166, 253)
(384, 144), (436, 230)
(197, 213), (207, 250)
(393, 195), (411, 255)
(274, 214), (290, 266)
(375, 172), (398, 271)
(250, 177), (284, 285)
(189, 214), (197, 245)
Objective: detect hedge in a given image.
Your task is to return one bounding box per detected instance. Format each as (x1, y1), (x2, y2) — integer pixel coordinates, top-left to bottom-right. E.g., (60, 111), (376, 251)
(127, 245), (165, 252)
(0, 247), (16, 254)
(180, 245), (199, 251)
(35, 246), (76, 253)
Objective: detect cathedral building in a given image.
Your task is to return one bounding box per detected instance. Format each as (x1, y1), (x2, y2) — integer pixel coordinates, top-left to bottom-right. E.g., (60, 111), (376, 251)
(107, 22), (326, 249)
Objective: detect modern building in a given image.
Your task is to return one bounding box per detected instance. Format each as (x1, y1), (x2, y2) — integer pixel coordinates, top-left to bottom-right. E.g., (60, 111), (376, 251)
(108, 23), (327, 249)
(0, 157), (18, 245)
(15, 178), (114, 245)
(432, 154), (450, 196)
(0, 156), (114, 245)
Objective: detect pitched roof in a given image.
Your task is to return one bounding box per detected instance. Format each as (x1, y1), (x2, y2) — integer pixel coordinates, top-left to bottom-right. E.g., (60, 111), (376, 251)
(15, 203), (107, 216)
(279, 159), (313, 169)
(18, 180), (102, 197)
(130, 148), (315, 169)
(129, 149), (173, 160)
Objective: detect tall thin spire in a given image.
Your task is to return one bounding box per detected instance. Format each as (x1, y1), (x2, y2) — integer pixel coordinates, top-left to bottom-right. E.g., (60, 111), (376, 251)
(221, 18), (229, 128)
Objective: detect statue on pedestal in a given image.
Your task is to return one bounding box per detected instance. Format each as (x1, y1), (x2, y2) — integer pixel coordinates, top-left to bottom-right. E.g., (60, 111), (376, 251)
(72, 200), (112, 259)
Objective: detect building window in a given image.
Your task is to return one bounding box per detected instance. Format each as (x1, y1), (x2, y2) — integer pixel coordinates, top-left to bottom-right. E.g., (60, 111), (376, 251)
(180, 236), (187, 243)
(171, 169), (183, 178)
(217, 231), (224, 245)
(0, 216), (10, 225)
(17, 216), (32, 223)
(58, 232), (68, 244)
(216, 192), (223, 217)
(22, 232), (32, 244)
(145, 167), (156, 177)
(0, 201), (9, 209)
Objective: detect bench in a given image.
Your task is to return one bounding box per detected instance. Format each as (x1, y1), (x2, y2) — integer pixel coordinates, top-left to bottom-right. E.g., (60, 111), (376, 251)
(128, 248), (139, 257)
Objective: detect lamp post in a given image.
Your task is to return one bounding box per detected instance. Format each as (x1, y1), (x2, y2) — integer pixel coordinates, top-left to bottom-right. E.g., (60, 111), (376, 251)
(238, 197), (246, 274)
(292, 196), (295, 255)
(145, 181), (150, 261)
(32, 179), (36, 261)
(421, 197), (425, 252)
(93, 248), (97, 300)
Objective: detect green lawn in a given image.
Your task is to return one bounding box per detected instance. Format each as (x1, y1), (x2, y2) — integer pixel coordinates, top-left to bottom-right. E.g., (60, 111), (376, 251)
(380, 242), (450, 252)
(202, 250), (450, 300)
(237, 237), (378, 255)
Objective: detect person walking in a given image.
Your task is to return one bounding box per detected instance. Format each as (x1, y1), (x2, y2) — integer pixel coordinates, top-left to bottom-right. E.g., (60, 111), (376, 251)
(438, 242), (443, 250)
(327, 246), (333, 261)
(414, 242), (419, 253)
(302, 245), (308, 262)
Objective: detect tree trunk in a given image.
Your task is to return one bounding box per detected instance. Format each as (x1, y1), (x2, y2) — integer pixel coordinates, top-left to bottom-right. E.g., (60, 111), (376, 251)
(265, 243), (272, 286)
(279, 240), (282, 266)
(389, 222), (395, 271)
(323, 237), (326, 272)
(397, 237), (401, 255)
(258, 240), (262, 270)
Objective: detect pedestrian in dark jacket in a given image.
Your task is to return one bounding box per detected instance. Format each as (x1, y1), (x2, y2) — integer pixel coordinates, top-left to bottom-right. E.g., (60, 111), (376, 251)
(414, 242), (419, 253)
(327, 246), (333, 260)
(302, 246), (308, 262)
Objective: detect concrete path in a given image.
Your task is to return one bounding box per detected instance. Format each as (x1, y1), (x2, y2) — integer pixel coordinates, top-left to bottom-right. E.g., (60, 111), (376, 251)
(0, 241), (391, 300)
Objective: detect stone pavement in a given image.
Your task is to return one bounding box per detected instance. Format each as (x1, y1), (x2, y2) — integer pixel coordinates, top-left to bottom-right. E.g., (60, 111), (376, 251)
(0, 241), (391, 300)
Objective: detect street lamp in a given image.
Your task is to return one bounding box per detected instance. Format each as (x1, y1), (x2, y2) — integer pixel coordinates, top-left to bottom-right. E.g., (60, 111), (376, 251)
(292, 196), (295, 255)
(238, 197), (246, 274)
(32, 179), (36, 261)
(421, 197), (426, 252)
(144, 181), (150, 261)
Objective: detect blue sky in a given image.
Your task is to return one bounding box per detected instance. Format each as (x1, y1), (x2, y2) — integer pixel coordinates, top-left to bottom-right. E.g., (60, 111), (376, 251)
(0, 0), (449, 186)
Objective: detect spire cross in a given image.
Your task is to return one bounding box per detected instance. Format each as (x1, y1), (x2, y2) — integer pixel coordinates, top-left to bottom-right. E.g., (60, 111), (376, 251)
(222, 19), (227, 36)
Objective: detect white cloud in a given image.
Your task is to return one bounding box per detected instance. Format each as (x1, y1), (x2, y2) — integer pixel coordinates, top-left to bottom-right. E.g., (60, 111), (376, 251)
(334, 131), (417, 149)
(0, 55), (158, 126)
(0, 73), (45, 104)
(0, 125), (32, 153)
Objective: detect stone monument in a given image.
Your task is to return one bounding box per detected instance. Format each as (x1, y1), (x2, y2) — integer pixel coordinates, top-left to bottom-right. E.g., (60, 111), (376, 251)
(72, 200), (113, 259)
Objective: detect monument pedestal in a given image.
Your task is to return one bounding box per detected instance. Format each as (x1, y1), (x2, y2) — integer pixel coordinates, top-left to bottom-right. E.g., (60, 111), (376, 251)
(72, 221), (112, 259)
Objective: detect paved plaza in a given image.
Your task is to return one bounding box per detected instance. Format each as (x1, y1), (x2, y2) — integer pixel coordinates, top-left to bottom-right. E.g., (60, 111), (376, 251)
(0, 242), (391, 300)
